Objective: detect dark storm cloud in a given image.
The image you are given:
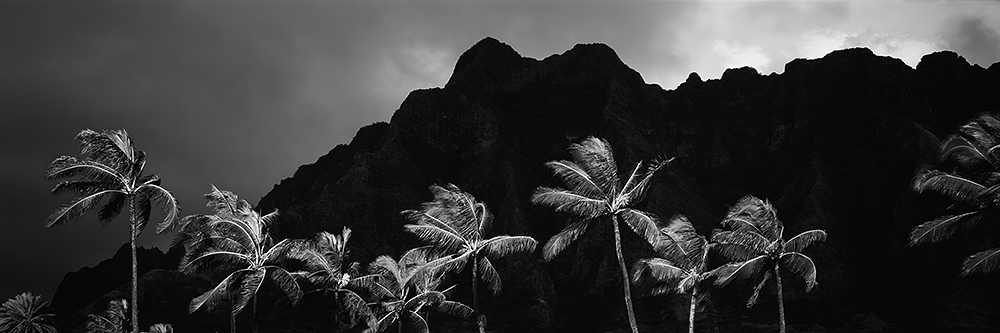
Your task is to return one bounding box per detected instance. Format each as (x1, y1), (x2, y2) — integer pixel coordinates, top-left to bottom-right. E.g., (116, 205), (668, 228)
(946, 16), (1000, 67)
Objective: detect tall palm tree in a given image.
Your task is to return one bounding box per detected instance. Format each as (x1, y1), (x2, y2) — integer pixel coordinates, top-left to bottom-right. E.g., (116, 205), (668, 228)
(910, 112), (1000, 276)
(531, 136), (669, 333)
(45, 129), (179, 333)
(0, 292), (56, 333)
(177, 185), (322, 333)
(296, 228), (378, 329)
(402, 183), (538, 333)
(362, 247), (474, 333)
(631, 215), (725, 333)
(711, 196), (826, 333)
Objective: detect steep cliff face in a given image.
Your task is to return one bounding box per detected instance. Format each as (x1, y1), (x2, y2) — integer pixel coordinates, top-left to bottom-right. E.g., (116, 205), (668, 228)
(256, 38), (1000, 332)
(56, 38), (1000, 332)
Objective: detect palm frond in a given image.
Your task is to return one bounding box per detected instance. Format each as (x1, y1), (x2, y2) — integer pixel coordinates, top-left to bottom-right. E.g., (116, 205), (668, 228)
(712, 231), (769, 255)
(713, 255), (769, 288)
(423, 184), (480, 241)
(266, 266), (304, 306)
(912, 170), (986, 202)
(81, 299), (127, 333)
(780, 252), (818, 291)
(45, 190), (124, 228)
(189, 268), (254, 314)
(543, 160), (606, 200)
(960, 247), (1000, 277)
(476, 200), (494, 239)
(908, 211), (981, 246)
(783, 230), (827, 253)
(617, 209), (660, 245)
(435, 300), (475, 319)
(338, 289), (377, 329)
(530, 188), (608, 219)
(135, 183), (180, 234)
(403, 310), (430, 333)
(480, 235), (537, 259)
(631, 258), (684, 284)
(941, 135), (990, 166)
(365, 311), (398, 333)
(402, 224), (466, 253)
(618, 158), (669, 206)
(568, 136), (619, 196)
(45, 156), (125, 185)
(97, 192), (127, 226)
(478, 256), (502, 296)
(540, 219), (590, 261)
(747, 269), (772, 308)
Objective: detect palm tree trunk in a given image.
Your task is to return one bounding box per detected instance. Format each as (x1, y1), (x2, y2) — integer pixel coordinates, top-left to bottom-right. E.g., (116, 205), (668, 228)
(473, 254), (485, 333)
(230, 296), (237, 333)
(129, 198), (139, 333)
(689, 287), (697, 333)
(398, 315), (403, 333)
(612, 217), (639, 333)
(775, 265), (785, 333)
(252, 294), (258, 333)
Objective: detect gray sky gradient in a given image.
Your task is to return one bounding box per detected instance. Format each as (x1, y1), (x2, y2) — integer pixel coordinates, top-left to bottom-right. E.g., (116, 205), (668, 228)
(1, 0), (998, 302)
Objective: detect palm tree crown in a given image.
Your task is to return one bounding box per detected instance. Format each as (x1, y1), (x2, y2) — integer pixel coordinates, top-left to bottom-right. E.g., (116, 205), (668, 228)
(0, 292), (56, 333)
(297, 228), (378, 329)
(711, 196), (826, 333)
(910, 112), (1000, 276)
(177, 186), (321, 324)
(403, 183), (537, 333)
(45, 129), (179, 333)
(362, 247), (474, 333)
(531, 136), (670, 333)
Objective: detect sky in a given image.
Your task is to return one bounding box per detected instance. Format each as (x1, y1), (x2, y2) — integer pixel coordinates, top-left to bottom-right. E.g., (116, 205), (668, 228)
(1, 0), (998, 303)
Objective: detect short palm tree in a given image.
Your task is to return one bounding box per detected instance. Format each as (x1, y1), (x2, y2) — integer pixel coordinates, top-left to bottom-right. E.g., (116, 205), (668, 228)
(296, 228), (378, 329)
(631, 215), (724, 333)
(81, 299), (173, 333)
(711, 196), (826, 333)
(362, 247), (474, 333)
(910, 112), (1000, 276)
(177, 185), (321, 333)
(403, 183), (538, 333)
(0, 292), (56, 333)
(45, 129), (179, 333)
(531, 136), (669, 333)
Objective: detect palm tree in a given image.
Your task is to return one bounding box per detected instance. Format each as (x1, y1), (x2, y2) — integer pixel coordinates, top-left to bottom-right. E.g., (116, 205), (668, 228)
(910, 112), (1000, 276)
(80, 299), (173, 333)
(176, 185), (322, 333)
(362, 247), (474, 333)
(402, 183), (538, 333)
(45, 129), (179, 333)
(711, 196), (826, 333)
(296, 228), (378, 329)
(531, 136), (670, 333)
(0, 292), (56, 333)
(631, 215), (725, 333)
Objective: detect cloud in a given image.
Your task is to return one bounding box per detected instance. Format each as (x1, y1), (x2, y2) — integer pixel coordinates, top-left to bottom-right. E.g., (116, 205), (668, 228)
(712, 40), (771, 70)
(945, 16), (1000, 66)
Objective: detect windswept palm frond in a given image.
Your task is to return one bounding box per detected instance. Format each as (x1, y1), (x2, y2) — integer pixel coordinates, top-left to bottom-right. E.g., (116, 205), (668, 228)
(912, 170), (986, 202)
(908, 211), (981, 246)
(961, 247), (1000, 277)
(713, 255), (770, 288)
(783, 230), (828, 253)
(780, 252), (819, 291)
(540, 219), (588, 261)
(530, 188), (608, 218)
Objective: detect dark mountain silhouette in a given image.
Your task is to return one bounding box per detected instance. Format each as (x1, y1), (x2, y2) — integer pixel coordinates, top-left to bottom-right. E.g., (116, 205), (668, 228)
(54, 37), (1000, 332)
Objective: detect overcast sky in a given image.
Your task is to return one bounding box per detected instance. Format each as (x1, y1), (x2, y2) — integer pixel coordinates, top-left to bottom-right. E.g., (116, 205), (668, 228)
(1, 0), (998, 302)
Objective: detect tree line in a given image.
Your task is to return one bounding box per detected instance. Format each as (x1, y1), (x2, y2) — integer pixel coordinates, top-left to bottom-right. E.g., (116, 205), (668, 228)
(4, 113), (999, 333)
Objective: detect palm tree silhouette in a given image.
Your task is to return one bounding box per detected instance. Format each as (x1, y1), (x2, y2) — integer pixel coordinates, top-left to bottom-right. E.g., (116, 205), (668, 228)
(531, 136), (669, 333)
(297, 228), (378, 330)
(403, 183), (537, 333)
(45, 129), (179, 333)
(362, 247), (474, 333)
(631, 215), (726, 333)
(177, 186), (322, 333)
(711, 196), (826, 333)
(910, 112), (1000, 276)
(0, 292), (57, 333)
